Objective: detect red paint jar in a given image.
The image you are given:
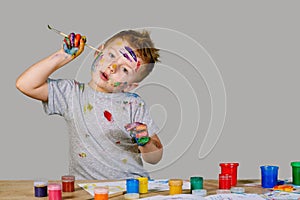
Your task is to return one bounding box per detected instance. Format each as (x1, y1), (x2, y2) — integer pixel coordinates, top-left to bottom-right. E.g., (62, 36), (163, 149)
(220, 162), (239, 186)
(61, 175), (75, 192)
(219, 174), (232, 189)
(48, 183), (62, 200)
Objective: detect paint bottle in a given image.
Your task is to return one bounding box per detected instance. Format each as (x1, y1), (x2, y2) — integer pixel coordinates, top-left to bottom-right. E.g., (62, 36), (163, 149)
(168, 179), (183, 195)
(124, 193), (140, 200)
(48, 183), (62, 200)
(219, 162), (239, 186)
(126, 178), (139, 194)
(94, 186), (109, 200)
(61, 175), (75, 192)
(190, 176), (203, 193)
(291, 161), (300, 185)
(137, 177), (148, 194)
(34, 180), (48, 197)
(219, 174), (232, 189)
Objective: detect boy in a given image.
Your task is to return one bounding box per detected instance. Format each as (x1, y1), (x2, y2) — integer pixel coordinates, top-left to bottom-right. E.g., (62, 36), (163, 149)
(16, 29), (163, 180)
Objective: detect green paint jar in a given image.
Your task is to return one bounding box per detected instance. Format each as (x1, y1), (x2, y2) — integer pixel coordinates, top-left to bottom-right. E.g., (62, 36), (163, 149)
(190, 176), (203, 193)
(291, 161), (300, 185)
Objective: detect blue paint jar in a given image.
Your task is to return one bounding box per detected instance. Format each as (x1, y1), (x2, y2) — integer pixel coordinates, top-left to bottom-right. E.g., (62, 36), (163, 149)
(126, 178), (139, 194)
(34, 180), (48, 197)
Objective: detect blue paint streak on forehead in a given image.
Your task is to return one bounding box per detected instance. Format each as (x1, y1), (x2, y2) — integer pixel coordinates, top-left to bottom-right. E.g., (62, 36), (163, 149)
(125, 46), (137, 62)
(119, 48), (132, 62)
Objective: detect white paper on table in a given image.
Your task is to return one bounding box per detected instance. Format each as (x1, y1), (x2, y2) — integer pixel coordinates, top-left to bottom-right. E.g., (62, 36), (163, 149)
(78, 180), (126, 196)
(78, 179), (190, 196)
(141, 194), (205, 200)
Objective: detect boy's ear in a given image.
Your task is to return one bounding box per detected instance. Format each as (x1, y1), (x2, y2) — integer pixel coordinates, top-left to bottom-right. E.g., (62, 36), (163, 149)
(94, 44), (104, 57)
(123, 82), (139, 92)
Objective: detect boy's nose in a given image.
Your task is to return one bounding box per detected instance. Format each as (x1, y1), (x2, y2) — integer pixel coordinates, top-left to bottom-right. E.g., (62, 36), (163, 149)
(109, 64), (118, 73)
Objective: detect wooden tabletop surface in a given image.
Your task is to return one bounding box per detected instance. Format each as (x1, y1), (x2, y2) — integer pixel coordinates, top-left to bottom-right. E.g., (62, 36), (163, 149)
(0, 179), (268, 199)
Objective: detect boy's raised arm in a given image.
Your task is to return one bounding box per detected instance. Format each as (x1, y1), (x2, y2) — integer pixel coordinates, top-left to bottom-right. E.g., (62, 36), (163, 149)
(16, 34), (85, 102)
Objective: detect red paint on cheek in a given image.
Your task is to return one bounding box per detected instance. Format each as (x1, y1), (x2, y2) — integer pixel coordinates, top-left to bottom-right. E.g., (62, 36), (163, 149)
(104, 110), (113, 122)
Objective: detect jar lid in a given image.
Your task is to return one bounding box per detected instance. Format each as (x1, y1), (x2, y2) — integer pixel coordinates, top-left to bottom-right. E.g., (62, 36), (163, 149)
(124, 193), (139, 199)
(48, 183), (61, 190)
(291, 161), (300, 167)
(126, 178), (139, 185)
(220, 162), (239, 167)
(190, 176), (203, 181)
(34, 181), (48, 187)
(216, 189), (231, 194)
(94, 186), (109, 194)
(61, 175), (75, 181)
(168, 179), (183, 186)
(137, 177), (148, 183)
(231, 187), (245, 194)
(192, 189), (207, 196)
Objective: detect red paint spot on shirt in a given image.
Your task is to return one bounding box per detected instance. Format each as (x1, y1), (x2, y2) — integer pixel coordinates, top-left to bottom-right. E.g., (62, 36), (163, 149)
(104, 110), (113, 122)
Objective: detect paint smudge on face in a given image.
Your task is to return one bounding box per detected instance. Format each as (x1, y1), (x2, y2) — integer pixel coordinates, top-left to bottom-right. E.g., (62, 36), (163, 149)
(113, 82), (121, 87)
(91, 52), (103, 72)
(116, 41), (123, 46)
(119, 48), (132, 62)
(104, 110), (113, 122)
(136, 60), (141, 72)
(125, 46), (137, 62)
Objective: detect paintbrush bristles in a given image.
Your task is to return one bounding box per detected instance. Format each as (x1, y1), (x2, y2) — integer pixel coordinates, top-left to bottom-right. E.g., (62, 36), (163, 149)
(47, 24), (101, 53)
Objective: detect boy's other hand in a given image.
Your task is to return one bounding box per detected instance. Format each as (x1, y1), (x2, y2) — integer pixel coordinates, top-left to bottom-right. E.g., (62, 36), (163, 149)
(63, 32), (86, 58)
(125, 122), (150, 146)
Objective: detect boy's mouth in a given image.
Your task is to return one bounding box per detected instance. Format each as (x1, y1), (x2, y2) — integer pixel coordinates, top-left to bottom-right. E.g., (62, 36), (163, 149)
(100, 71), (109, 81)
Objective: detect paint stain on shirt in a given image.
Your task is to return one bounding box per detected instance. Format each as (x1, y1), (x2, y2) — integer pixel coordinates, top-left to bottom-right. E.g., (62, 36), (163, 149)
(104, 110), (113, 122)
(121, 158), (128, 164)
(79, 152), (87, 158)
(84, 103), (93, 113)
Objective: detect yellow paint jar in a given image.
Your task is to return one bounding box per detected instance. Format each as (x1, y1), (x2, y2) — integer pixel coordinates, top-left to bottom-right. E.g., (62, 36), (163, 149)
(168, 179), (183, 195)
(137, 177), (148, 194)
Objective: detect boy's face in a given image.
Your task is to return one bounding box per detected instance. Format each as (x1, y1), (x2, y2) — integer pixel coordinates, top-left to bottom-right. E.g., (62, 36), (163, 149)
(89, 38), (143, 93)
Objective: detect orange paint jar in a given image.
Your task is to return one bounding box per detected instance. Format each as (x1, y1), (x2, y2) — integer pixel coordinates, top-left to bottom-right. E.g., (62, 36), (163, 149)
(94, 186), (109, 200)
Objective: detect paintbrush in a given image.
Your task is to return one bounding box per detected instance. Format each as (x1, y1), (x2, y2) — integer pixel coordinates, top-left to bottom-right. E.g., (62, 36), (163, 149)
(47, 25), (101, 52)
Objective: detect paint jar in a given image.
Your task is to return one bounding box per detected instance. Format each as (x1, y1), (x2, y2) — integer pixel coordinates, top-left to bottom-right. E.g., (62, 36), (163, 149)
(124, 193), (139, 199)
(291, 161), (300, 186)
(190, 176), (203, 193)
(34, 180), (48, 197)
(126, 178), (139, 194)
(94, 186), (109, 200)
(61, 175), (75, 192)
(231, 187), (245, 194)
(216, 189), (231, 194)
(220, 162), (239, 186)
(48, 183), (62, 200)
(219, 174), (232, 189)
(260, 165), (279, 188)
(168, 179), (183, 195)
(137, 177), (148, 194)
(192, 189), (207, 197)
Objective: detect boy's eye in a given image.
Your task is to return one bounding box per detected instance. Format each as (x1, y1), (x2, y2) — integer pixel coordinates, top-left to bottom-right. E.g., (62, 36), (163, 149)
(109, 53), (115, 59)
(122, 67), (128, 74)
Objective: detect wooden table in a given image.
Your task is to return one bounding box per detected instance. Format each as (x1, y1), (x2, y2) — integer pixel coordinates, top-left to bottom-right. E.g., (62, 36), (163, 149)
(0, 179), (269, 199)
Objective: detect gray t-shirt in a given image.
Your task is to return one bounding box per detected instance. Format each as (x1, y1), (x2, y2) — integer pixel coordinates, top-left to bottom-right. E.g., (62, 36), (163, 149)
(43, 78), (159, 180)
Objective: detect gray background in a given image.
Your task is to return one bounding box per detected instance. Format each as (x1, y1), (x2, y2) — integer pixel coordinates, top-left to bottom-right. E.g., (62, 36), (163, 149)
(1, 0), (299, 181)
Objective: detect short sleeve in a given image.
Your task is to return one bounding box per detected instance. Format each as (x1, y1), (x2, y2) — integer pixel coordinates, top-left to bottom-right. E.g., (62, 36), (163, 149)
(42, 78), (74, 117)
(131, 95), (159, 137)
